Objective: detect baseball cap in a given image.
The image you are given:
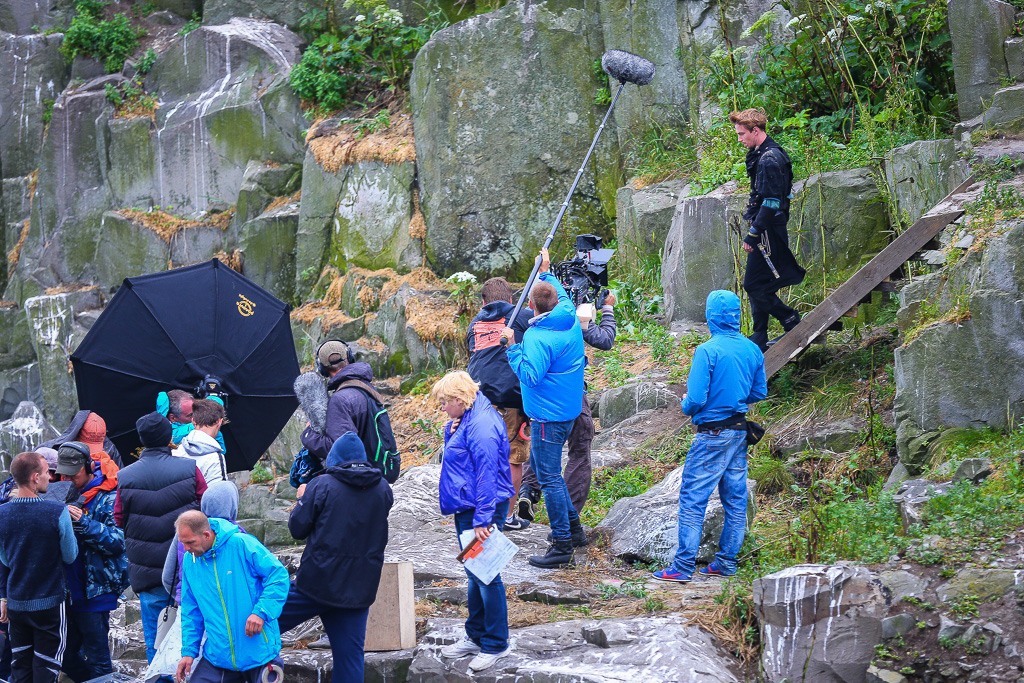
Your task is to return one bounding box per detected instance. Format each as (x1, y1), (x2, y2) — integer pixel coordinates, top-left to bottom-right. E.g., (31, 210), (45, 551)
(56, 441), (91, 476)
(38, 447), (59, 472)
(317, 340), (349, 368)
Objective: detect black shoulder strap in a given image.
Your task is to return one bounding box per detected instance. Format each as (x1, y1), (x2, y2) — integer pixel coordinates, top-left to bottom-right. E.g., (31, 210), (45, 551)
(334, 379), (385, 405)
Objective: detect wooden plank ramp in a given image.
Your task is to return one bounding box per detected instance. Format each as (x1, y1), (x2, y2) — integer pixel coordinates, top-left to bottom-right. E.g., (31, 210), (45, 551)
(763, 174), (978, 379)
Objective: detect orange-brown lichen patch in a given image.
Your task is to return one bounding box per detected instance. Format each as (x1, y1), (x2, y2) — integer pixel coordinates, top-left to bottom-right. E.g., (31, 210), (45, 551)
(404, 294), (462, 344)
(265, 190), (302, 214)
(307, 112), (416, 172)
(7, 218), (30, 271)
(118, 207), (234, 242)
(213, 249), (243, 272)
(44, 283), (98, 295)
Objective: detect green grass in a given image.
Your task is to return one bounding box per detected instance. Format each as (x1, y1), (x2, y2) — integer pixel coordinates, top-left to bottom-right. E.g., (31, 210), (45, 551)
(579, 465), (661, 527)
(749, 456), (795, 495)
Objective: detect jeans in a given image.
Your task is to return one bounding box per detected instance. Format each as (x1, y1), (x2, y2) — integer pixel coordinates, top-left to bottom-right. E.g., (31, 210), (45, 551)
(522, 396), (595, 513)
(453, 500), (509, 654)
(138, 586), (170, 664)
(670, 429), (749, 576)
(63, 610), (112, 683)
(0, 619), (12, 680)
(278, 588), (369, 683)
(529, 419), (579, 542)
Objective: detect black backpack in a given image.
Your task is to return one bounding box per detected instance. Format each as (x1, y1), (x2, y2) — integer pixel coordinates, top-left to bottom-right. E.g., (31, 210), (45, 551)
(336, 380), (402, 484)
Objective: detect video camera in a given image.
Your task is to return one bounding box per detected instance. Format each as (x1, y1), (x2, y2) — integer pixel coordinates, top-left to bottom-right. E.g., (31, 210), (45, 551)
(553, 234), (615, 308)
(194, 374), (229, 409)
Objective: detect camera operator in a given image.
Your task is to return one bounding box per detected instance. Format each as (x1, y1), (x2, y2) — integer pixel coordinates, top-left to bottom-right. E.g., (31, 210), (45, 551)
(518, 255), (617, 527)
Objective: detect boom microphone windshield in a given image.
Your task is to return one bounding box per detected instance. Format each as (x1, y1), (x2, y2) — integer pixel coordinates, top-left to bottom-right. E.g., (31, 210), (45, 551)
(601, 49), (655, 86)
(294, 371), (329, 434)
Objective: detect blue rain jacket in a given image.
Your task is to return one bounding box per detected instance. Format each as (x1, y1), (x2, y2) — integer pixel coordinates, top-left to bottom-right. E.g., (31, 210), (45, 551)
(681, 290), (768, 424)
(439, 392), (516, 528)
(505, 272), (586, 422)
(180, 518), (289, 671)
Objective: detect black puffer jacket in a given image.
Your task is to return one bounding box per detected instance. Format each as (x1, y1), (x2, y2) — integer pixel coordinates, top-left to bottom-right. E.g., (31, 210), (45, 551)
(288, 461), (393, 608)
(114, 447), (205, 592)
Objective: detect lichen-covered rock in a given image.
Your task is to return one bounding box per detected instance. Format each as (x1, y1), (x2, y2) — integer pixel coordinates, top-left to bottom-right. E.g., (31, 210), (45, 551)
(936, 568), (1019, 602)
(0, 0), (69, 34)
(201, 0), (317, 31)
(0, 32), (69, 178)
(364, 285), (461, 377)
(790, 167), (889, 270)
(0, 400), (58, 468)
(6, 77), (117, 300)
(0, 303), (35, 370)
(599, 465), (756, 566)
(948, 0), (1017, 119)
(895, 219), (1024, 459)
(776, 416), (866, 458)
(409, 615), (743, 682)
(885, 140), (970, 225)
(661, 181), (745, 323)
(24, 287), (102, 427)
(892, 479), (951, 531)
(981, 83), (1024, 134)
(754, 564), (886, 683)
(616, 179), (687, 269)
(239, 201), (300, 304)
(0, 363), (42, 421)
(598, 381), (676, 428)
(411, 0), (617, 279)
(144, 19), (305, 215)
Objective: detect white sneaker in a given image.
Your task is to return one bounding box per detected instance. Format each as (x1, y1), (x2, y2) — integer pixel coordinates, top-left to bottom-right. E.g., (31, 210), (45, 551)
(468, 646), (512, 672)
(441, 638), (481, 658)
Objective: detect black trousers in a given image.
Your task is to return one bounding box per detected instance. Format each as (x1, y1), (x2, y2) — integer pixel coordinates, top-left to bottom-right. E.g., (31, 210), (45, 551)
(9, 602), (66, 683)
(747, 289), (798, 336)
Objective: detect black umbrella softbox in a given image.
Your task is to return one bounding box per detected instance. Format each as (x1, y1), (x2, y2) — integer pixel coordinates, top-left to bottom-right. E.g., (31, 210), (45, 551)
(71, 259), (300, 471)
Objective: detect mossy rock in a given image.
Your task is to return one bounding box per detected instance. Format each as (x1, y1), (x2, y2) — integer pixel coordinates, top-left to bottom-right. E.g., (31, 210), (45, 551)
(239, 202), (299, 304)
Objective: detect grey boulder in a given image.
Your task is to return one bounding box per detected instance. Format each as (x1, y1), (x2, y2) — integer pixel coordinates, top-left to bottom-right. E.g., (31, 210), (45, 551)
(0, 401), (58, 469)
(754, 564), (886, 683)
(599, 465), (756, 567)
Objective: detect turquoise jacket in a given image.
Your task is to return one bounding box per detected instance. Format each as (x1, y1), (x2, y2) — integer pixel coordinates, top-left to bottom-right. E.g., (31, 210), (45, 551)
(180, 518), (288, 671)
(681, 290), (767, 424)
(506, 272), (586, 422)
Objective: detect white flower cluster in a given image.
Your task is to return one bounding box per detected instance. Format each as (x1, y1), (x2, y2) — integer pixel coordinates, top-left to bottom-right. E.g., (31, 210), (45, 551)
(447, 272), (478, 285)
(377, 8), (404, 25)
(355, 13), (366, 22)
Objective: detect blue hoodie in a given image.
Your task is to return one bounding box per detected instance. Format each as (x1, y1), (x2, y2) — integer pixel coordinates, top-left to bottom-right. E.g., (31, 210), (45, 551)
(180, 517), (288, 671)
(681, 290), (767, 424)
(505, 272), (586, 422)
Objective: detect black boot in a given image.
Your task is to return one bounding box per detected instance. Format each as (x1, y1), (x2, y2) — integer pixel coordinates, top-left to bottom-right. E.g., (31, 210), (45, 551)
(529, 540), (575, 569)
(546, 519), (589, 547)
(781, 313), (801, 331)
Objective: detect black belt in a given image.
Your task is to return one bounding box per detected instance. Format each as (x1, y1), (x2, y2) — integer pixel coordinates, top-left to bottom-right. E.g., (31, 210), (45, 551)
(696, 413), (747, 433)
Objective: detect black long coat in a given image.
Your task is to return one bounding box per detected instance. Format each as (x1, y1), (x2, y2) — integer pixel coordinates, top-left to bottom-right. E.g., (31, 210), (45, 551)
(741, 137), (806, 294)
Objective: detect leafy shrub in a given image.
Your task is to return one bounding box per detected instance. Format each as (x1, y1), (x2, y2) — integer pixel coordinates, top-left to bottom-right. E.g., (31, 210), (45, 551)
(251, 462), (273, 483)
(177, 13), (201, 36)
(580, 465), (659, 527)
(61, 4), (145, 73)
(289, 32), (369, 112)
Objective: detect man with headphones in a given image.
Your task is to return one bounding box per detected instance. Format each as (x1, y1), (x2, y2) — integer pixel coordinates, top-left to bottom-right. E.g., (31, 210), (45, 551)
(301, 340), (400, 482)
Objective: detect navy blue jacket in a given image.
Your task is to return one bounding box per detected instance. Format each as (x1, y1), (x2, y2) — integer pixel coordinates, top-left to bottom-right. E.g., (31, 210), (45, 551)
(300, 362), (376, 462)
(682, 290), (767, 424)
(289, 459), (393, 609)
(467, 301), (532, 410)
(506, 273), (586, 422)
(439, 392), (516, 528)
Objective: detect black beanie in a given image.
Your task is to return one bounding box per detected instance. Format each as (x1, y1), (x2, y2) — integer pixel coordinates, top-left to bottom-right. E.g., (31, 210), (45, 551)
(137, 411), (173, 447)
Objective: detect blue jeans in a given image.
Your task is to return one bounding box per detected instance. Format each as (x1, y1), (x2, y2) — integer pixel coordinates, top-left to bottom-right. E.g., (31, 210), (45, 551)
(279, 587), (369, 683)
(529, 419), (579, 542)
(138, 586), (170, 664)
(63, 610), (112, 683)
(670, 429), (749, 576)
(453, 500), (509, 654)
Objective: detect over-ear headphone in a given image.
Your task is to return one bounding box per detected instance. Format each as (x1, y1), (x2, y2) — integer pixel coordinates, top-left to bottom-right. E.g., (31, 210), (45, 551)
(315, 339), (355, 377)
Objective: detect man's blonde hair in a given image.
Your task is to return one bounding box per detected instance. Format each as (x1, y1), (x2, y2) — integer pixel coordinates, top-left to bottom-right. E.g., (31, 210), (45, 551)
(729, 108), (769, 132)
(431, 371), (479, 409)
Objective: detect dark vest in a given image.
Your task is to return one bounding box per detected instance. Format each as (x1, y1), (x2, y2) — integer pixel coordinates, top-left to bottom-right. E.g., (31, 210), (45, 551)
(117, 447), (200, 592)
(0, 498), (68, 610)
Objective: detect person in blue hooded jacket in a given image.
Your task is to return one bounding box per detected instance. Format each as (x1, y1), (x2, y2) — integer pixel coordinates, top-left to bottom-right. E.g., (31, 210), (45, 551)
(432, 371), (516, 673)
(502, 249), (586, 569)
(174, 510), (288, 683)
(278, 432), (392, 683)
(653, 290), (767, 583)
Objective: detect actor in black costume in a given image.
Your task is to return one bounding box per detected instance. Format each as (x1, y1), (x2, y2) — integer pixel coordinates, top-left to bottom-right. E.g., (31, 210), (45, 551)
(731, 108), (806, 351)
